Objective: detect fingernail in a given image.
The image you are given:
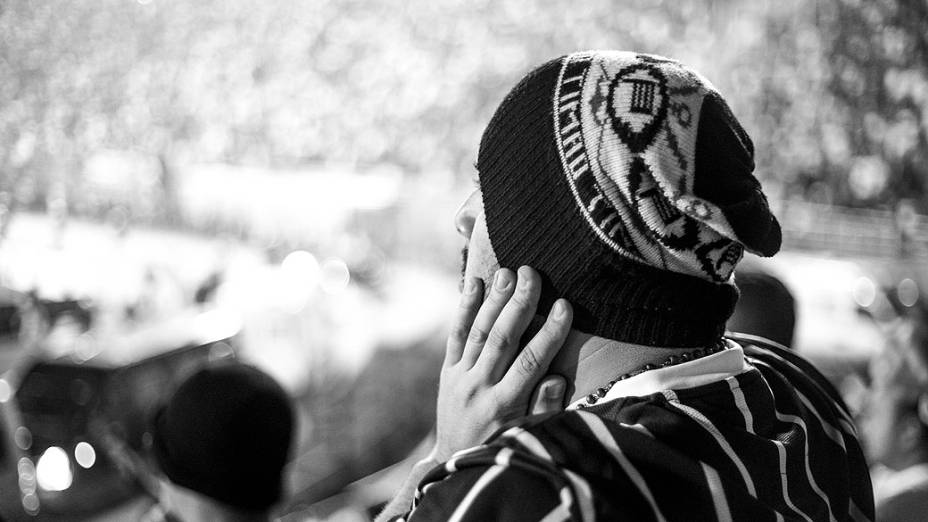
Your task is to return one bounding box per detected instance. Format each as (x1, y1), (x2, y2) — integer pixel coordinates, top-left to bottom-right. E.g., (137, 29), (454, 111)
(553, 300), (567, 319)
(545, 380), (565, 399)
(494, 270), (511, 290)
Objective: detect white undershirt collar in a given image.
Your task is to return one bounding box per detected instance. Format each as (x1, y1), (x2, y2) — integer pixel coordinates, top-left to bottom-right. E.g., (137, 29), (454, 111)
(567, 339), (751, 410)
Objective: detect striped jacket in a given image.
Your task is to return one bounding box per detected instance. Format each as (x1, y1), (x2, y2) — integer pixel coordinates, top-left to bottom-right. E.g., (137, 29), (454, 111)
(394, 336), (874, 521)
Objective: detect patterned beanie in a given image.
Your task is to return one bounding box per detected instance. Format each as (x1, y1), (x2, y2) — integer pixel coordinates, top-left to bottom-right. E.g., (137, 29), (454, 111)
(477, 51), (782, 347)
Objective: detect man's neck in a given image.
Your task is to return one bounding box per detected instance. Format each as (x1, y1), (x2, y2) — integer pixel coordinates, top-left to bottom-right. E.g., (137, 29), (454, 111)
(547, 328), (704, 405)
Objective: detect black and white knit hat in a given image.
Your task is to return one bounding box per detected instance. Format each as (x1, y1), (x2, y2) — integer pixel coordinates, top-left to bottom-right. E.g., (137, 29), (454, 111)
(477, 51), (781, 347)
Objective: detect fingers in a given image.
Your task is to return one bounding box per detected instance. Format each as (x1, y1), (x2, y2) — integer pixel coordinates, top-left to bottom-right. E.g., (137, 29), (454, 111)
(476, 266), (542, 381)
(501, 298), (573, 394)
(459, 268), (517, 368)
(444, 277), (484, 367)
(529, 375), (567, 415)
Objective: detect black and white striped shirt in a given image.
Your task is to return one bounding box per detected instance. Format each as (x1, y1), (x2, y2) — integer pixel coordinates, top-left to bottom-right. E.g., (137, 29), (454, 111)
(393, 335), (874, 521)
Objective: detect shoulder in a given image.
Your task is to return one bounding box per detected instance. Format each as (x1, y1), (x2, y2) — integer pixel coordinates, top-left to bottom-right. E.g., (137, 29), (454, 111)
(728, 332), (852, 415)
(399, 410), (706, 521)
(397, 441), (583, 521)
(728, 333), (876, 519)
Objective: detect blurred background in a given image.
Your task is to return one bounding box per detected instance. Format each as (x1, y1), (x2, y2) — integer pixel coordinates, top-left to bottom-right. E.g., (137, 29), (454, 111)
(0, 0), (927, 519)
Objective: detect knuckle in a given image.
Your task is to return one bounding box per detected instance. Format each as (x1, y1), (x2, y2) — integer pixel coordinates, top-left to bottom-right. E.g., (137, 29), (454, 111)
(459, 290), (480, 307)
(487, 328), (512, 350)
(509, 287), (533, 308)
(449, 324), (470, 343)
(468, 326), (489, 344)
(542, 317), (566, 338)
(457, 299), (478, 316)
(518, 348), (542, 376)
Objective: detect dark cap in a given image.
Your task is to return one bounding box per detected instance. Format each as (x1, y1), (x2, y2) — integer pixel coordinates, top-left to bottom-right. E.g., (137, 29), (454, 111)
(152, 362), (294, 511)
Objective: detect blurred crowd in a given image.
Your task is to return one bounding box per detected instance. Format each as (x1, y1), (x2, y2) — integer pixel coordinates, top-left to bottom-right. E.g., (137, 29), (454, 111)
(1, 0), (928, 520)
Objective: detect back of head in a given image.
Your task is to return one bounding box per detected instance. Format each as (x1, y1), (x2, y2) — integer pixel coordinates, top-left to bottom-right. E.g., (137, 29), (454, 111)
(477, 51), (781, 347)
(727, 269), (796, 347)
(152, 362), (294, 514)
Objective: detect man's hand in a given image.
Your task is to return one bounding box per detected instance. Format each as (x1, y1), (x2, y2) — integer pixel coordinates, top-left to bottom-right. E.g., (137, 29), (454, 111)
(374, 266), (571, 522)
(431, 266), (573, 463)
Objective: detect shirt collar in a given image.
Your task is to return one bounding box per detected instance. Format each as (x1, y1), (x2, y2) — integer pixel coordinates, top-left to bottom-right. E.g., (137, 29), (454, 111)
(567, 339), (750, 409)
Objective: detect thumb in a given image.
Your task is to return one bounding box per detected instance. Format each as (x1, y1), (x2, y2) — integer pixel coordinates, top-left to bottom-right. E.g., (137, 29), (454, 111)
(529, 375), (567, 415)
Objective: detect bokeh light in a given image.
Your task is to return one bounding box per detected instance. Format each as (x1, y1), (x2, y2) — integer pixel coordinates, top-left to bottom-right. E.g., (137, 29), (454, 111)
(21, 492), (39, 515)
(74, 442), (96, 469)
(14, 427), (32, 451)
(321, 258), (351, 295)
(852, 277), (876, 308)
(278, 250), (322, 313)
(36, 447), (73, 492)
(898, 278), (919, 308)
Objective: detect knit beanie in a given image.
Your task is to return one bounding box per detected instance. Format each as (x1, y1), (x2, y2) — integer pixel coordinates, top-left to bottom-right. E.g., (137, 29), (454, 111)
(477, 51), (781, 347)
(151, 362), (294, 511)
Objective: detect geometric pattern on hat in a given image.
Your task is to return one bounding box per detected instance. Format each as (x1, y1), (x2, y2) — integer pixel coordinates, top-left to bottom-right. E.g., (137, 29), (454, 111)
(553, 51), (780, 283)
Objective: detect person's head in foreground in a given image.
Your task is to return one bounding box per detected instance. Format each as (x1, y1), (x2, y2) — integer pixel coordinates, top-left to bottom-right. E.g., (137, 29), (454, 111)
(382, 51), (873, 522)
(863, 309), (928, 521)
(726, 268), (796, 348)
(457, 50), (781, 350)
(151, 362), (294, 522)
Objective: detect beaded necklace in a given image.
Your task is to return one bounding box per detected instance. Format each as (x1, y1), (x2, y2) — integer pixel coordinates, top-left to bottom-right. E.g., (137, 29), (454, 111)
(575, 341), (728, 409)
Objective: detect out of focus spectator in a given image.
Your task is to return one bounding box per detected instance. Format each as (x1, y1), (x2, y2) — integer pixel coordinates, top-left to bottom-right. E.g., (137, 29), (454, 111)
(150, 362), (294, 522)
(862, 311), (928, 522)
(194, 270), (224, 305)
(727, 269), (796, 348)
